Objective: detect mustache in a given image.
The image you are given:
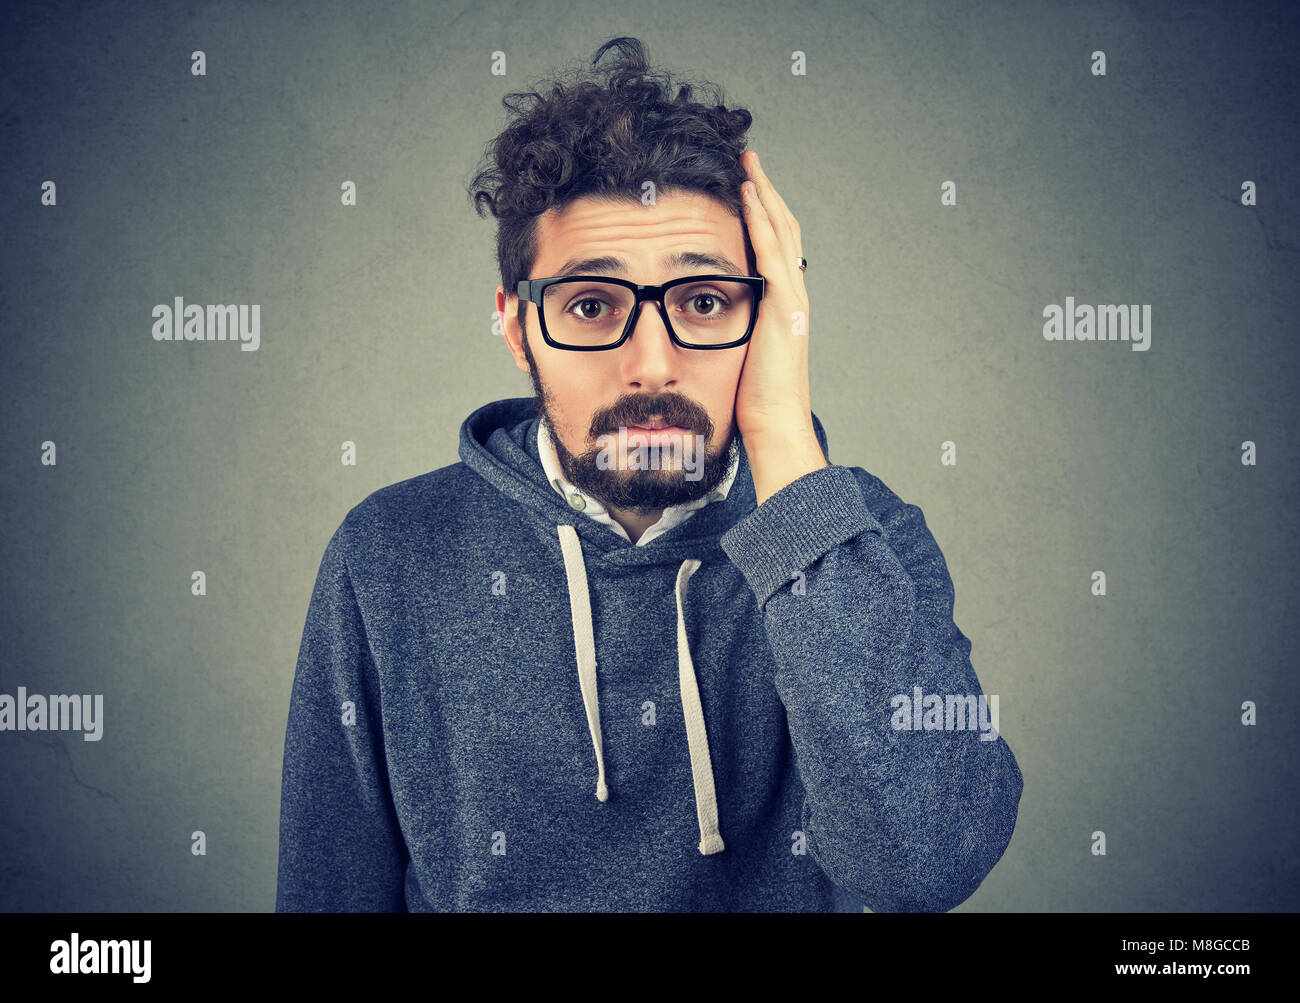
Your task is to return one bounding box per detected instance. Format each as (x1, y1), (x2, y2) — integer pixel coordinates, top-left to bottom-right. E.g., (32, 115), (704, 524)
(591, 398), (712, 437)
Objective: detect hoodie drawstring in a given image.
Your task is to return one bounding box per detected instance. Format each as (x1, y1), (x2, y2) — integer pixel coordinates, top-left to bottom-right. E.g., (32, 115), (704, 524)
(557, 524), (608, 803)
(556, 524), (725, 855)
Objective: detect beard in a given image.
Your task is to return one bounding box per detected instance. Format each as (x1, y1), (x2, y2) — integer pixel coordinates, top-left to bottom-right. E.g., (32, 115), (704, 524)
(521, 326), (738, 515)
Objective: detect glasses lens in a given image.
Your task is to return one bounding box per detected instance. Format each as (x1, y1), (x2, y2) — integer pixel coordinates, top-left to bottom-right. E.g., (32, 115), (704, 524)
(542, 278), (753, 348)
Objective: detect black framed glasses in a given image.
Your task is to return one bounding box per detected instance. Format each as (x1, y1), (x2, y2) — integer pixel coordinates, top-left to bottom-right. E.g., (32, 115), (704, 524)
(516, 274), (765, 351)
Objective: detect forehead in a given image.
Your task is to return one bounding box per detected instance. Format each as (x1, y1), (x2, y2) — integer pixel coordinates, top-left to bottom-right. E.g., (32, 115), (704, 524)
(533, 190), (746, 276)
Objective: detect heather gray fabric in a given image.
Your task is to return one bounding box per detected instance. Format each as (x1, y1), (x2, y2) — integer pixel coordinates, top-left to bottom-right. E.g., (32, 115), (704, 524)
(275, 396), (1023, 912)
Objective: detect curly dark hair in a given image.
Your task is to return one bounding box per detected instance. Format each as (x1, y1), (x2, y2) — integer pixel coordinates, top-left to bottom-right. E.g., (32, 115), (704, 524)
(467, 36), (756, 328)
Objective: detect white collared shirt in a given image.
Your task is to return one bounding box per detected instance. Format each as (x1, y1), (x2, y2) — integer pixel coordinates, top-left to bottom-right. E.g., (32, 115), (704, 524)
(536, 417), (739, 546)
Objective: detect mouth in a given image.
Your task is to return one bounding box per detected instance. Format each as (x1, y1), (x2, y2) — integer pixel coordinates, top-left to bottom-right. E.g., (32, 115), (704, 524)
(624, 424), (688, 447)
(629, 421), (684, 432)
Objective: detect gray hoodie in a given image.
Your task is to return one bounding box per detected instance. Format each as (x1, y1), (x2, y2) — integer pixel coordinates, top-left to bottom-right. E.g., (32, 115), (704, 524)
(275, 396), (1023, 912)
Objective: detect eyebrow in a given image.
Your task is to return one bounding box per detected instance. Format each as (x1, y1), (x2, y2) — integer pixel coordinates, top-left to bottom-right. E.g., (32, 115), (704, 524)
(553, 251), (744, 278)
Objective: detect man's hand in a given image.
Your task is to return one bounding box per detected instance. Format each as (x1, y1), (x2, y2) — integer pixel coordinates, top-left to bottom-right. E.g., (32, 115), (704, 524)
(736, 150), (828, 504)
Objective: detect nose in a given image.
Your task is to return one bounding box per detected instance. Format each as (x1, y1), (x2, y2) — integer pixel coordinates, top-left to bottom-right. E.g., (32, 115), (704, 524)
(627, 296), (672, 339)
(618, 297), (682, 391)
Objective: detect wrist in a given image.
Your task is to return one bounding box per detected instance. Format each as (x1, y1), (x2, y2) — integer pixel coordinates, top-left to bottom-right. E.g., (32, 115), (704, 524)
(743, 423), (828, 505)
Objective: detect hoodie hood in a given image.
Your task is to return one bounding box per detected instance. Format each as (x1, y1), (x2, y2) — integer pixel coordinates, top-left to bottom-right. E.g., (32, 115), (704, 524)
(458, 396), (831, 854)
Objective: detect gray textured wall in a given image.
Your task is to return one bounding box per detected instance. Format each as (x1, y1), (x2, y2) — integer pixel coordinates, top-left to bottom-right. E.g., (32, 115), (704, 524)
(1, 0), (1296, 911)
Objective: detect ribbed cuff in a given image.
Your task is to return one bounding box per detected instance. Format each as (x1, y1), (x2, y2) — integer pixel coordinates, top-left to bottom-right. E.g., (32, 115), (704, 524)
(720, 465), (883, 606)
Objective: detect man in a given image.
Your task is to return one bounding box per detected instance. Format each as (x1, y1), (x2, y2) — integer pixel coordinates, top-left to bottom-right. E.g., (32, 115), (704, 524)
(276, 36), (1022, 912)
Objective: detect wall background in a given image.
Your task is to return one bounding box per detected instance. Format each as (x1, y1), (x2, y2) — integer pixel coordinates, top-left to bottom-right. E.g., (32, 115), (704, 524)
(1, 0), (1296, 911)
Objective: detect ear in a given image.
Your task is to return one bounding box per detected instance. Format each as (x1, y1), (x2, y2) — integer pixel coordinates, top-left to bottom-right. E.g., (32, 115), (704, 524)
(497, 285), (530, 374)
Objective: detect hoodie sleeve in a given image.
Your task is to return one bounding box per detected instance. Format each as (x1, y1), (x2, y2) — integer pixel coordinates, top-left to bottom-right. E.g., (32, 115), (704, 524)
(719, 464), (1023, 913)
(275, 515), (409, 912)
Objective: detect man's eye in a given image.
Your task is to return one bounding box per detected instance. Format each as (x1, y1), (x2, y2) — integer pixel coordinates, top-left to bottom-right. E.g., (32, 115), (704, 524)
(571, 298), (607, 319)
(687, 292), (728, 315)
